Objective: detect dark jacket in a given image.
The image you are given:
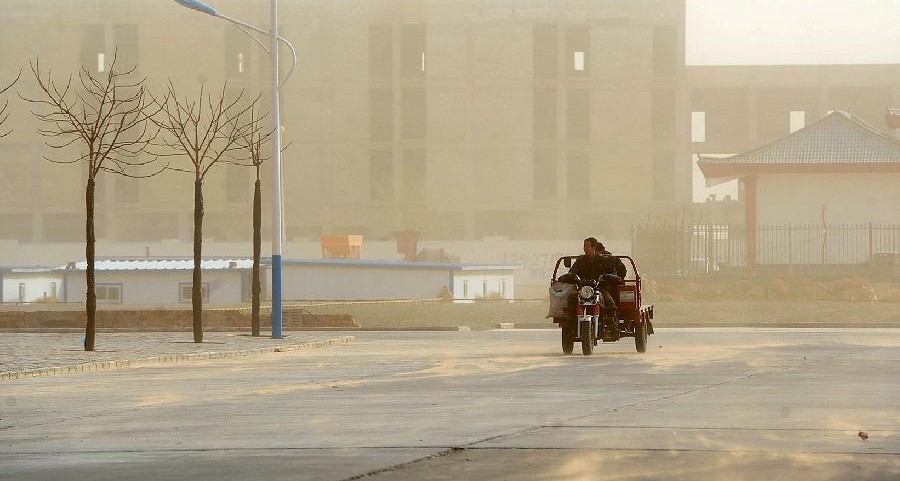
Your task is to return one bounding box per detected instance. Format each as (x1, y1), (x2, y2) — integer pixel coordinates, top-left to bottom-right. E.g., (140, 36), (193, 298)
(601, 251), (627, 279)
(569, 254), (616, 282)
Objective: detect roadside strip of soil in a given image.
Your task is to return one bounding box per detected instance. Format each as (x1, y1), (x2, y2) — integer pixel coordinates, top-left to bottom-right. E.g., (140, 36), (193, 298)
(2, 300), (898, 332)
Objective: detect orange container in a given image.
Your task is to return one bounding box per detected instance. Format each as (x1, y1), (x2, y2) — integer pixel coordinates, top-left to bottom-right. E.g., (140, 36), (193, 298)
(320, 235), (363, 259)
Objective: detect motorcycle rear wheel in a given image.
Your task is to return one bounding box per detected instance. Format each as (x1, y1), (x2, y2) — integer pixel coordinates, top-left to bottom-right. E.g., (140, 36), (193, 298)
(635, 321), (648, 353)
(561, 321), (575, 355)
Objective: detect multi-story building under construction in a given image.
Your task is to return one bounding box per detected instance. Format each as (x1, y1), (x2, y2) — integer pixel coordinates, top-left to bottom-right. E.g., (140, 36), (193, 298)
(1, 0), (897, 249)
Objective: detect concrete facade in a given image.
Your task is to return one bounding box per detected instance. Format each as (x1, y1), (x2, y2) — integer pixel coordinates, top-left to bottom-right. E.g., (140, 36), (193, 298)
(1, 0), (688, 244)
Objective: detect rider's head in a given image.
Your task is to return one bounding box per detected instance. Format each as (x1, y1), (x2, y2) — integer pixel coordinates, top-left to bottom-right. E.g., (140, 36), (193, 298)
(583, 237), (600, 257)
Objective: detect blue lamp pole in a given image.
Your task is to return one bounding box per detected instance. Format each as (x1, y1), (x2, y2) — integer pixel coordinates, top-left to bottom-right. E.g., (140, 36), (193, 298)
(174, 0), (294, 339)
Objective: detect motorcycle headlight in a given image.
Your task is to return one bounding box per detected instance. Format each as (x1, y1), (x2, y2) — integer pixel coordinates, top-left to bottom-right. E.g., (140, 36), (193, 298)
(579, 285), (594, 299)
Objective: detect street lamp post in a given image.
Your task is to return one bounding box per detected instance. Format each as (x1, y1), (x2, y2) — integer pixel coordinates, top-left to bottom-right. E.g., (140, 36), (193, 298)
(174, 0), (294, 339)
(267, 0), (285, 340)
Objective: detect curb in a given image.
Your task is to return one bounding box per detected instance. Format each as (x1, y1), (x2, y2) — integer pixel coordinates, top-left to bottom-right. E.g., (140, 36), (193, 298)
(0, 335), (355, 381)
(0, 327), (474, 333)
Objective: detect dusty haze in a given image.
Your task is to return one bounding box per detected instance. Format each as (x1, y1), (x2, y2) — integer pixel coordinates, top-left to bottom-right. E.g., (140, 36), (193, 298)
(0, 0), (898, 302)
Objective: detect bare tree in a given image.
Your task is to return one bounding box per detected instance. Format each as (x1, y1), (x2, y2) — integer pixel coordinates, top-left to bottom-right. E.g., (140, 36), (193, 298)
(234, 106), (273, 337)
(22, 56), (160, 351)
(153, 82), (258, 343)
(0, 70), (22, 138)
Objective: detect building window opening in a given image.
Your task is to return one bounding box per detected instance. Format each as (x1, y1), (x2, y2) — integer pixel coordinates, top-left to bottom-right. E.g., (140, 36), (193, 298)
(790, 111), (806, 133)
(180, 283), (210, 303)
(96, 284), (122, 303)
(691, 111), (706, 142)
(573, 51), (584, 71)
(97, 53), (105, 72)
(401, 24), (425, 77)
(566, 150), (590, 201)
(237, 53), (245, 73)
(533, 23), (558, 79)
(692, 153), (739, 203)
(18, 283), (25, 302)
(566, 26), (589, 75)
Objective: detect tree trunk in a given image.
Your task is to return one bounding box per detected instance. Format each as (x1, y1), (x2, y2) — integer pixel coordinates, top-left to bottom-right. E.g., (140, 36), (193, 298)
(192, 178), (204, 343)
(84, 176), (97, 352)
(251, 177), (261, 337)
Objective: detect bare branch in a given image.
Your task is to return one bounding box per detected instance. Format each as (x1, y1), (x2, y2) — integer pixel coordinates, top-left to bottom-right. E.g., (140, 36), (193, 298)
(43, 155), (82, 165)
(0, 70), (20, 96)
(152, 80), (260, 181)
(233, 103), (273, 168)
(23, 54), (162, 180)
(0, 69), (22, 138)
(100, 157), (169, 178)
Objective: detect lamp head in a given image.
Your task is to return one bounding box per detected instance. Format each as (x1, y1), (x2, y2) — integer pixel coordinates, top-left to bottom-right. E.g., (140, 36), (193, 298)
(173, 0), (218, 16)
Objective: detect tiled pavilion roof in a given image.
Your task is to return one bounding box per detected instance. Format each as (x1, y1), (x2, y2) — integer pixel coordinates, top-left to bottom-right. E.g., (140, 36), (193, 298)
(698, 111), (900, 180)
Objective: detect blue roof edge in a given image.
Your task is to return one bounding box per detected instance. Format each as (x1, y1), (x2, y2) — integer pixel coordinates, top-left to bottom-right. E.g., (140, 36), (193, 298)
(280, 258), (522, 271)
(43, 257), (521, 272)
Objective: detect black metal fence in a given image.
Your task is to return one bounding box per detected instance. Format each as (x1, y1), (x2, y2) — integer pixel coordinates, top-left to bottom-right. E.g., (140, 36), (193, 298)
(634, 223), (900, 276)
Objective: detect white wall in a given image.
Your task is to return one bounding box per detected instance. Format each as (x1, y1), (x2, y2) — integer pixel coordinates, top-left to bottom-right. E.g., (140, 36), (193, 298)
(1, 272), (66, 303)
(282, 265), (452, 301)
(757, 174), (900, 264)
(453, 273), (516, 300)
(65, 270), (246, 307)
(758, 174), (900, 225)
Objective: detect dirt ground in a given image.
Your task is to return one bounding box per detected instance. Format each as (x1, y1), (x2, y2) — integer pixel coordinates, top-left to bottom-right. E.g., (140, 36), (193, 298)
(292, 275), (900, 329)
(294, 299), (900, 330)
(6, 276), (897, 331)
(643, 275), (900, 302)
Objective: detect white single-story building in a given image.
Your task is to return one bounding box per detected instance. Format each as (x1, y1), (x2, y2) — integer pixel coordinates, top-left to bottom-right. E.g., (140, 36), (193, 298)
(0, 266), (64, 303)
(2, 257), (520, 307)
(698, 111), (900, 266)
(60, 259), (253, 307)
(280, 258), (520, 301)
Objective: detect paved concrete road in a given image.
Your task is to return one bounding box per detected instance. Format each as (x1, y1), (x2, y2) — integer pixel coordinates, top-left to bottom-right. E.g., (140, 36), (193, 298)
(2, 328), (898, 481)
(0, 332), (355, 377)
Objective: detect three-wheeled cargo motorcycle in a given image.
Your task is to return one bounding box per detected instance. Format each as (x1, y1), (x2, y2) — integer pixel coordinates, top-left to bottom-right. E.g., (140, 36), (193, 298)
(548, 255), (654, 355)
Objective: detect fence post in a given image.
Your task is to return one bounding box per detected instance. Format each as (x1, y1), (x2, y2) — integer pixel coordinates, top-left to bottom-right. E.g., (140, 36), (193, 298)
(680, 216), (685, 276)
(787, 222), (793, 273)
(868, 222), (873, 264)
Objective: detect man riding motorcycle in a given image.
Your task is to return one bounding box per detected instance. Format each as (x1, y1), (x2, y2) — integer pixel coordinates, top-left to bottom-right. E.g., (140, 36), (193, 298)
(559, 238), (621, 333)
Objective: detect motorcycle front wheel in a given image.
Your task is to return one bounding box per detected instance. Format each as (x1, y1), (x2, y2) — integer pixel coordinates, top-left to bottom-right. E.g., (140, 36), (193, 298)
(581, 320), (594, 356)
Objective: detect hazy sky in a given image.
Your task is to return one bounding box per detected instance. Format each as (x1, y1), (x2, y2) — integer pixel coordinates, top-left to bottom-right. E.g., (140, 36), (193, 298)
(686, 0), (900, 65)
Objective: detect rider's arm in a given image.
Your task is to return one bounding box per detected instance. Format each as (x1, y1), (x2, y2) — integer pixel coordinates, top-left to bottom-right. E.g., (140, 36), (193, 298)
(568, 257), (585, 278)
